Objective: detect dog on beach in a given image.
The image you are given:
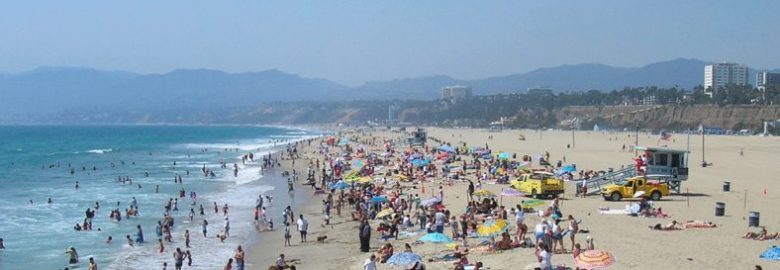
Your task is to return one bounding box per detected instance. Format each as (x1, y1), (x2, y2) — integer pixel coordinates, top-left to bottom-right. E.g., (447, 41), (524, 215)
(316, 235), (327, 243)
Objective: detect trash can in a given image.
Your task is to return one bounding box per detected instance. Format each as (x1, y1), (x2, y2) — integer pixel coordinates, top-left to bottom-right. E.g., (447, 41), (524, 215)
(715, 202), (725, 216)
(722, 181), (730, 192)
(749, 211), (760, 227)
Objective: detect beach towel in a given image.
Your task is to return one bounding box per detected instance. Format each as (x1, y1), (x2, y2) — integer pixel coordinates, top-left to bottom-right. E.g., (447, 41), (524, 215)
(598, 209), (629, 215)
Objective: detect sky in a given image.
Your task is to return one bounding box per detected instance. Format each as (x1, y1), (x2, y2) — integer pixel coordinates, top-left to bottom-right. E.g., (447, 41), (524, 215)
(1, 1), (779, 85)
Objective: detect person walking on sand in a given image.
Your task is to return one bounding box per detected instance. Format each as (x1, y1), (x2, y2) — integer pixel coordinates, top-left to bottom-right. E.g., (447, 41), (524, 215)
(359, 219), (371, 252)
(296, 215), (308, 243)
(364, 254), (377, 270)
(284, 223), (292, 246)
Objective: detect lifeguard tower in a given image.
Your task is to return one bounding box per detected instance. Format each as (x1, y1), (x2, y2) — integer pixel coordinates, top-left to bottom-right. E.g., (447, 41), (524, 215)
(584, 146), (690, 194)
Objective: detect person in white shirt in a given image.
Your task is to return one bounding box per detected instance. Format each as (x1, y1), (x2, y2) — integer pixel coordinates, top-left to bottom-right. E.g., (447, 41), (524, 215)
(537, 243), (552, 269)
(296, 214), (308, 243)
(363, 254), (377, 270)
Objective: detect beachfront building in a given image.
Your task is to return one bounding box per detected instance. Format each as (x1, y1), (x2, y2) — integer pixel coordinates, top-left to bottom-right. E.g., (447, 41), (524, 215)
(704, 62), (749, 97)
(527, 86), (554, 96)
(756, 71), (780, 92)
(441, 85), (472, 101)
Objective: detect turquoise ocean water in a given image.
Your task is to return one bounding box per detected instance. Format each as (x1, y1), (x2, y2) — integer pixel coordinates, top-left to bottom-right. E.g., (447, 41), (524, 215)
(0, 125), (317, 269)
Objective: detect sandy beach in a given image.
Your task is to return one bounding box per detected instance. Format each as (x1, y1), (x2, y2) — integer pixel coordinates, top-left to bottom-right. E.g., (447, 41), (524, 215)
(247, 127), (780, 270)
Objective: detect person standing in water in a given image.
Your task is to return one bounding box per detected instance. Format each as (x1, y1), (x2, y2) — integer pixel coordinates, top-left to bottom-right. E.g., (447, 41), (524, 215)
(234, 245), (245, 270)
(136, 225), (144, 243)
(66, 247), (79, 265)
(87, 257), (97, 270)
(173, 248), (185, 270)
(202, 219), (209, 237)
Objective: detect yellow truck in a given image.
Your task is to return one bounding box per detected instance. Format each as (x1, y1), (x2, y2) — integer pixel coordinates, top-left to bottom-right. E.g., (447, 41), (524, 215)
(601, 176), (670, 201)
(510, 171), (564, 199)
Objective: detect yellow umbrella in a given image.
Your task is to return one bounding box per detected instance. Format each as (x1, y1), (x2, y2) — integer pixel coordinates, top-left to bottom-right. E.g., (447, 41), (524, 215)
(473, 189), (496, 197)
(476, 219), (508, 237)
(375, 208), (394, 219)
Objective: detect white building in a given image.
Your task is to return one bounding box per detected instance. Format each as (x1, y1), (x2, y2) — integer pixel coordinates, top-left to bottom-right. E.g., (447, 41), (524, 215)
(704, 62), (749, 96)
(757, 71), (780, 92)
(441, 85), (472, 101)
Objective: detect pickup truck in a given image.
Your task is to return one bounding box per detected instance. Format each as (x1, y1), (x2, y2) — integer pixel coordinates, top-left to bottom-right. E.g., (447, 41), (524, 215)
(601, 176), (670, 201)
(510, 171), (564, 199)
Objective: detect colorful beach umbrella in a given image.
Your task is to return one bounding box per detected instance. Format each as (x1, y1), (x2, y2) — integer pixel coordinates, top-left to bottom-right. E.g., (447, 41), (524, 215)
(500, 188), (524, 197)
(498, 152), (510, 160)
(375, 208), (394, 219)
(476, 219), (508, 237)
(386, 252), (423, 265)
(575, 250), (616, 269)
(473, 189), (496, 198)
(419, 233), (454, 243)
(521, 199), (545, 209)
(420, 197), (442, 207)
(760, 246), (780, 261)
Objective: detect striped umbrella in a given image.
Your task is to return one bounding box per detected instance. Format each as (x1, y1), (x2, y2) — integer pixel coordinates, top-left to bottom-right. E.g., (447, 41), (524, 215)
(575, 250), (616, 269)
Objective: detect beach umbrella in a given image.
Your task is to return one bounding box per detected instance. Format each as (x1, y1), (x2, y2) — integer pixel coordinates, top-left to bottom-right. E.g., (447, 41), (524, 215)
(375, 208), (394, 219)
(476, 219), (508, 237)
(386, 252), (423, 265)
(521, 199), (545, 209)
(575, 250), (616, 269)
(328, 181), (350, 190)
(419, 233), (453, 243)
(500, 188), (525, 197)
(420, 197), (442, 207)
(498, 152), (510, 160)
(371, 196), (388, 203)
(473, 189), (496, 198)
(760, 246), (780, 261)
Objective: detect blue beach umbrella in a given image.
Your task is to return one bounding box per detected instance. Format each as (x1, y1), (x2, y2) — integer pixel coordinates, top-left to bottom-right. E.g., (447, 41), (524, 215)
(371, 196), (388, 203)
(419, 233), (454, 243)
(760, 246), (780, 261)
(386, 252), (423, 265)
(498, 152), (510, 160)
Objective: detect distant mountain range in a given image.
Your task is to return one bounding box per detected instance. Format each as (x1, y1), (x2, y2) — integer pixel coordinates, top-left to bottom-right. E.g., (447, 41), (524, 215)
(1, 58), (777, 116)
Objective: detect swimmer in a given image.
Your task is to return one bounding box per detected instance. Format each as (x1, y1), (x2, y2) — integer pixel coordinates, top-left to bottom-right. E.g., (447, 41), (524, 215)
(126, 235), (134, 247)
(0, 237), (5, 249)
(106, 236), (112, 245)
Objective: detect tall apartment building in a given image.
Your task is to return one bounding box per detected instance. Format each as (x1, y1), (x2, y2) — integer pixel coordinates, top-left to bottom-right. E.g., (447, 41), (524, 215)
(704, 62), (749, 96)
(441, 85), (472, 101)
(756, 71), (780, 91)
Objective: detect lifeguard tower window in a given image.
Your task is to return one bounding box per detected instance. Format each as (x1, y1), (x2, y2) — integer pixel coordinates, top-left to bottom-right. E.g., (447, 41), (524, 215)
(658, 154), (669, 166)
(671, 154), (680, 168)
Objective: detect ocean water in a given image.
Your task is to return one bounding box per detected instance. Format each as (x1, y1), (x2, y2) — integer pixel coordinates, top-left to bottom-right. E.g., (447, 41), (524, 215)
(0, 125), (318, 270)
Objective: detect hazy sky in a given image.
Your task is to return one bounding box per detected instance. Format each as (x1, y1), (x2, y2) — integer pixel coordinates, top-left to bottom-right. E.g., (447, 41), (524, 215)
(1, 1), (778, 85)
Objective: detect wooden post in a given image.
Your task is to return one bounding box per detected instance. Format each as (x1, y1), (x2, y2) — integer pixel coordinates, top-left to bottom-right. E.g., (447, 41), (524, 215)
(686, 188), (690, 208)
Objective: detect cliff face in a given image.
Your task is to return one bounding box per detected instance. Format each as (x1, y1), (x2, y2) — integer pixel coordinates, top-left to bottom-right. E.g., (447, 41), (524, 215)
(560, 105), (780, 130)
